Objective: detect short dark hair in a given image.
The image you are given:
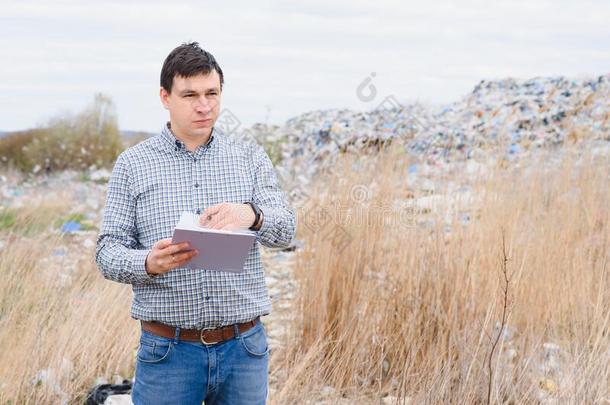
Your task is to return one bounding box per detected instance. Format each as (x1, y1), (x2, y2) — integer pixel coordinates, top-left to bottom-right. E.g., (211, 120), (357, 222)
(160, 42), (224, 93)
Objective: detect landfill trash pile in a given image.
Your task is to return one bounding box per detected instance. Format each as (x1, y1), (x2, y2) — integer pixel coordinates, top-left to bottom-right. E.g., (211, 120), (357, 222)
(235, 75), (609, 189)
(409, 75), (610, 160)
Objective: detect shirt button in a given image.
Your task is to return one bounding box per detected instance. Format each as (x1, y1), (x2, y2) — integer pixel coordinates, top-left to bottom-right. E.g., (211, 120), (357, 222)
(194, 183), (199, 188)
(205, 296), (211, 301)
(196, 209), (201, 214)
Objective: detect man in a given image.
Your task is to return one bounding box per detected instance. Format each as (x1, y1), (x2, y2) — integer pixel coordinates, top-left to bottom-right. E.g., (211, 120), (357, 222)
(95, 42), (296, 405)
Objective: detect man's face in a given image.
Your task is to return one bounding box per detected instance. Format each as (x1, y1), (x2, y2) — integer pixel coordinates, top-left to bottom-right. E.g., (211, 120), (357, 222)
(160, 70), (222, 140)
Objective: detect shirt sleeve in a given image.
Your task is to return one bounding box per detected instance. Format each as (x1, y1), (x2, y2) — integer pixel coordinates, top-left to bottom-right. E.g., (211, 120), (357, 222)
(251, 143), (297, 248)
(95, 153), (157, 285)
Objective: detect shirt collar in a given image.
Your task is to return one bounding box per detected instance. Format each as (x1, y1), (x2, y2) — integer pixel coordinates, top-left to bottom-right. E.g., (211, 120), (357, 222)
(160, 122), (216, 153)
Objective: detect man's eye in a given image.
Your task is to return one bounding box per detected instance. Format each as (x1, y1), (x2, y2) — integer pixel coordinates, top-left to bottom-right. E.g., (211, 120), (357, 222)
(208, 92), (218, 96)
(185, 94), (194, 97)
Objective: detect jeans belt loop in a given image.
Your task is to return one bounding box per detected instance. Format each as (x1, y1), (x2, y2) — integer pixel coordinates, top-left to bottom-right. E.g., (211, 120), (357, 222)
(173, 327), (181, 344)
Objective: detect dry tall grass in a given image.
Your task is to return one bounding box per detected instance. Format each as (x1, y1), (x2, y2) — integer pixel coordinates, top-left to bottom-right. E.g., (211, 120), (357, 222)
(0, 209), (136, 404)
(0, 144), (607, 404)
(272, 145), (609, 404)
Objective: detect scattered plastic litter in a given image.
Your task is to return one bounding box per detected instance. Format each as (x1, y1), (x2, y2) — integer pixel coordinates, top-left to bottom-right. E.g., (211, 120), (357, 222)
(86, 380), (132, 405)
(104, 394), (133, 405)
(89, 168), (111, 183)
(60, 221), (82, 233)
(52, 248), (67, 256)
(31, 358), (73, 405)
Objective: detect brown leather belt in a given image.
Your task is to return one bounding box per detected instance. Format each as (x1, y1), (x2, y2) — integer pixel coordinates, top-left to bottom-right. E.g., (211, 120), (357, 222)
(141, 317), (259, 345)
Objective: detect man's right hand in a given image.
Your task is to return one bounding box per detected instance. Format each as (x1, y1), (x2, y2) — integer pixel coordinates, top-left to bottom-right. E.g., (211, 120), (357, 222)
(145, 238), (198, 276)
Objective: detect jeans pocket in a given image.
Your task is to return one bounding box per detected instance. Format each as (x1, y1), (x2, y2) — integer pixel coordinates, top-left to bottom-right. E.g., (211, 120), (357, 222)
(239, 324), (270, 358)
(137, 334), (174, 364)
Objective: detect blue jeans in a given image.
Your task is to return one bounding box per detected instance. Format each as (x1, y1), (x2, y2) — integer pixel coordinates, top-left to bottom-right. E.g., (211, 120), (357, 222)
(131, 318), (269, 404)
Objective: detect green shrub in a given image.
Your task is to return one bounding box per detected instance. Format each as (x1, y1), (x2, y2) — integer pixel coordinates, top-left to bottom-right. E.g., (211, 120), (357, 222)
(0, 129), (42, 171)
(0, 93), (124, 173)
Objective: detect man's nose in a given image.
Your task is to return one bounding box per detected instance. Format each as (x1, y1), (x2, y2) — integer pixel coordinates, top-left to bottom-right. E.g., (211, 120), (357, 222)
(193, 96), (213, 113)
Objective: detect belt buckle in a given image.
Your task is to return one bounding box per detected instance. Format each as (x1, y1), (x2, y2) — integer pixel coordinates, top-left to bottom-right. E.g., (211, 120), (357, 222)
(200, 328), (216, 346)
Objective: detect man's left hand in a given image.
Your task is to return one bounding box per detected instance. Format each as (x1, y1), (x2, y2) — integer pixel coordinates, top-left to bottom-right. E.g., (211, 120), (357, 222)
(200, 203), (257, 231)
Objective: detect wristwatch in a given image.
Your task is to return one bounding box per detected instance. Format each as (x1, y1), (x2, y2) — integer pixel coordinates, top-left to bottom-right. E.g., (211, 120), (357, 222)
(244, 201), (262, 230)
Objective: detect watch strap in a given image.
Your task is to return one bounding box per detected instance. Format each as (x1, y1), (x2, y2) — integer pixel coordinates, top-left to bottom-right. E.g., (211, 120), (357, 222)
(244, 201), (261, 230)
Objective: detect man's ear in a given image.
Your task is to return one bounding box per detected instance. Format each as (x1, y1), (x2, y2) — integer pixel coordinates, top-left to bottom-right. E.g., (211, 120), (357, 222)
(159, 87), (170, 110)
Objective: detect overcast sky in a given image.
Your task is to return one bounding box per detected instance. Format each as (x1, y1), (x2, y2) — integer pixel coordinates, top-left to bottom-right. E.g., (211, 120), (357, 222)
(1, 0), (609, 132)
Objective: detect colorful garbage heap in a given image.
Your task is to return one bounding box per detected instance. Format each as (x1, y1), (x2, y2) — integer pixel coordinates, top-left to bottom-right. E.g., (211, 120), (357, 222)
(238, 74), (609, 180)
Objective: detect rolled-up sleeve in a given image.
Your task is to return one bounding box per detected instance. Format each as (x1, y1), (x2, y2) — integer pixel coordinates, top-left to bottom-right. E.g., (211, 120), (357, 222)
(95, 153), (156, 285)
(251, 144), (296, 248)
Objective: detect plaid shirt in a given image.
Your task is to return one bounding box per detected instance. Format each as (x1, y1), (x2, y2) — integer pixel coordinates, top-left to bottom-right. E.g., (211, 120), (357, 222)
(95, 123), (296, 329)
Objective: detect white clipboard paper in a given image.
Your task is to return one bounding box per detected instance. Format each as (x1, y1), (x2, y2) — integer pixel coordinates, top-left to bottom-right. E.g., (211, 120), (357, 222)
(171, 211), (256, 272)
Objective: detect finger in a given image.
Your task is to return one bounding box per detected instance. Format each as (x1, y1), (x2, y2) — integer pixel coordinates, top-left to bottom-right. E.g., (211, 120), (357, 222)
(174, 250), (198, 264)
(203, 203), (232, 226)
(201, 204), (224, 225)
(166, 250), (199, 269)
(207, 215), (223, 229)
(164, 256), (174, 269)
(154, 238), (173, 250)
(163, 242), (193, 256)
(163, 253), (180, 270)
(206, 210), (229, 229)
(208, 210), (233, 228)
(201, 212), (222, 227)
